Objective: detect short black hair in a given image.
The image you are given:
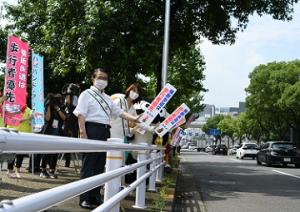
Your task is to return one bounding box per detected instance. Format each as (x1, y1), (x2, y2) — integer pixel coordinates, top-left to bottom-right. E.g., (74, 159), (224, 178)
(91, 67), (108, 79)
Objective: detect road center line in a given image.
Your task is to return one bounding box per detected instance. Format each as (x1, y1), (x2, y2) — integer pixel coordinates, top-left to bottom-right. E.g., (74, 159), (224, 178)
(272, 169), (300, 179)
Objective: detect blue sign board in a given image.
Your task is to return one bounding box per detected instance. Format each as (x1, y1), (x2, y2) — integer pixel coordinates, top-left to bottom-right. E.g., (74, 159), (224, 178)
(209, 128), (221, 136)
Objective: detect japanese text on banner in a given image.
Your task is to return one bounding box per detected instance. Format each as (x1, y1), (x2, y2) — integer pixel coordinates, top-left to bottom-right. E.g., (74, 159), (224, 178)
(137, 83), (176, 134)
(155, 103), (190, 137)
(4, 35), (30, 126)
(31, 52), (44, 132)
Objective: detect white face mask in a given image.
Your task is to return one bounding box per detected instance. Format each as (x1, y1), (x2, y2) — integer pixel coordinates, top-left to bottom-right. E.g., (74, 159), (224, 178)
(94, 79), (108, 90)
(129, 90), (139, 100)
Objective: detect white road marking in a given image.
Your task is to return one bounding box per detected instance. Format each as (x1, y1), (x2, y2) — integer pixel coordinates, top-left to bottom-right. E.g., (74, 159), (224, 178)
(208, 180), (237, 185)
(272, 169), (300, 179)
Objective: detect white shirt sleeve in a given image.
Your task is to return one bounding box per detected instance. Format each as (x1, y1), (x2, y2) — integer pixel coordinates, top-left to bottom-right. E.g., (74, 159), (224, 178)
(111, 100), (124, 118)
(73, 91), (89, 118)
(112, 98), (121, 119)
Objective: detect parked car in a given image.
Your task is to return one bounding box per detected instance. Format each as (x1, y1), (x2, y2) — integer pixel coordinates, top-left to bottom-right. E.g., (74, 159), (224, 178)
(205, 145), (216, 153)
(188, 143), (197, 150)
(213, 144), (228, 155)
(257, 142), (300, 167)
(236, 143), (258, 159)
(228, 145), (241, 155)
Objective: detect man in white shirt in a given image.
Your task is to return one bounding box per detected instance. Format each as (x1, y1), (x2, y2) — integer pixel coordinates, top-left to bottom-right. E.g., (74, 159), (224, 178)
(73, 68), (139, 209)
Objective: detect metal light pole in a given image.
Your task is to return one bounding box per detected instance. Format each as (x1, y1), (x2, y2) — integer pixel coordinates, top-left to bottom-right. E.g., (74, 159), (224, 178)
(161, 0), (171, 89)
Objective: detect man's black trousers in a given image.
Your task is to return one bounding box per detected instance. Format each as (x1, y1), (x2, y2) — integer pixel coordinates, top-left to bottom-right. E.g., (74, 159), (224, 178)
(79, 122), (110, 204)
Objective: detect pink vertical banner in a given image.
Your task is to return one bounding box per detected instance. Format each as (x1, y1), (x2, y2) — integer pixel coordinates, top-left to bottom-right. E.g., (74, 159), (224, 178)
(172, 127), (183, 146)
(184, 113), (195, 128)
(4, 35), (30, 126)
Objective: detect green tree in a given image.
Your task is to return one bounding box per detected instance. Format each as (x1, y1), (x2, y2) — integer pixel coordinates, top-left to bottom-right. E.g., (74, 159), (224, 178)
(0, 28), (7, 64)
(233, 113), (249, 144)
(167, 44), (206, 112)
(3, 0), (298, 105)
(202, 114), (225, 143)
(246, 60), (300, 147)
(0, 28), (7, 87)
(218, 116), (235, 143)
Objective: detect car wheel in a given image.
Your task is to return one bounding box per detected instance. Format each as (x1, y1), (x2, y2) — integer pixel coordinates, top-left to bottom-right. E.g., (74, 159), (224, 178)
(257, 158), (262, 165)
(295, 164), (300, 168)
(252, 157), (255, 160)
(282, 163), (288, 168)
(266, 156), (272, 167)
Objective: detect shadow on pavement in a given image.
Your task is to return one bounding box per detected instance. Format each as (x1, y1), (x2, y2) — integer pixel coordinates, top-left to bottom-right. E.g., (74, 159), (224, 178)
(182, 160), (300, 204)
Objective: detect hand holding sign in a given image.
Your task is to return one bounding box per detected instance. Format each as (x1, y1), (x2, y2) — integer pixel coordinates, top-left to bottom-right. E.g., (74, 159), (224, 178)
(136, 83), (176, 134)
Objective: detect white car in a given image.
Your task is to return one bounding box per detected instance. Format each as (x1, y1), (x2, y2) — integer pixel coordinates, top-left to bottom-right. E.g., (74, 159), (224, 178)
(188, 144), (196, 150)
(205, 145), (215, 153)
(236, 143), (258, 159)
(228, 145), (241, 155)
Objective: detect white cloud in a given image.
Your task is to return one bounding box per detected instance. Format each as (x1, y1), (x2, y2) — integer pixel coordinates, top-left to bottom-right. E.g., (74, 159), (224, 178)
(201, 4), (300, 108)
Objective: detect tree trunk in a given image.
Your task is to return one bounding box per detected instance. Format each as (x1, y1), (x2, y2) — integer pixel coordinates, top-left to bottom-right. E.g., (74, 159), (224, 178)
(230, 137), (235, 146)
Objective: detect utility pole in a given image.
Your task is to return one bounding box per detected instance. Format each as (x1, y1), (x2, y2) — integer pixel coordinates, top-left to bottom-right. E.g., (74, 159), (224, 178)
(161, 0), (171, 89)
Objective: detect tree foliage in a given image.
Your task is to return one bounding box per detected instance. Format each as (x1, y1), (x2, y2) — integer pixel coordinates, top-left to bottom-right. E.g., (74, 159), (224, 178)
(0, 28), (7, 64)
(202, 114), (225, 143)
(2, 0), (298, 111)
(218, 116), (235, 142)
(167, 44), (206, 112)
(246, 60), (300, 147)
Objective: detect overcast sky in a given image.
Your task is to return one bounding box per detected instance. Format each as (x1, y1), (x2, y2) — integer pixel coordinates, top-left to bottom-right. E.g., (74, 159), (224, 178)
(202, 4), (300, 107)
(1, 1), (300, 108)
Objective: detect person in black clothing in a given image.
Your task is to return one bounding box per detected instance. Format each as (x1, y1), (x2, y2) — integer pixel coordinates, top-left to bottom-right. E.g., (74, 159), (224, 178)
(62, 83), (80, 167)
(40, 93), (66, 179)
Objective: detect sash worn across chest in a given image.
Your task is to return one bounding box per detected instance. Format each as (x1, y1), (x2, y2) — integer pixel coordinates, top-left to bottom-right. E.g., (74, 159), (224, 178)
(118, 96), (130, 137)
(87, 88), (111, 118)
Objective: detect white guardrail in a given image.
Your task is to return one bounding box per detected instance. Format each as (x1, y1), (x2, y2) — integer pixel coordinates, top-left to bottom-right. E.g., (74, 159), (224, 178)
(0, 129), (165, 212)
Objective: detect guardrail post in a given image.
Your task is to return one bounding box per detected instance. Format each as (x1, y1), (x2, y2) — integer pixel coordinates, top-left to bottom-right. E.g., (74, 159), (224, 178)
(148, 147), (157, 192)
(133, 143), (148, 209)
(156, 151), (163, 183)
(104, 138), (123, 212)
(160, 151), (164, 180)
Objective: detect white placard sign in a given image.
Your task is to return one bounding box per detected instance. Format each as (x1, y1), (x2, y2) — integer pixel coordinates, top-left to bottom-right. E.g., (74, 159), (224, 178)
(155, 103), (190, 137)
(137, 83), (176, 134)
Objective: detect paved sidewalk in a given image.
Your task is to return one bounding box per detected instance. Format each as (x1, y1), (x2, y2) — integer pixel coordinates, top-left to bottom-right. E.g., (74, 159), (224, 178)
(173, 162), (206, 212)
(0, 158), (176, 211)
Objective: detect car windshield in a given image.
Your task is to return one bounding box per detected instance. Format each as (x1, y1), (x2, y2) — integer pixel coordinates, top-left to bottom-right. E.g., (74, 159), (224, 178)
(244, 144), (257, 149)
(271, 143), (294, 149)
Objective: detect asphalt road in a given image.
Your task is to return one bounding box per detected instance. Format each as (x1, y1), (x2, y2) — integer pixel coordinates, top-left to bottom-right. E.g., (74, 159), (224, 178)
(175, 150), (300, 212)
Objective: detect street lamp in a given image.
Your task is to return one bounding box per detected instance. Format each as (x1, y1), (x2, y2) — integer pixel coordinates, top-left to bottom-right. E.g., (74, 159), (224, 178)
(161, 0), (171, 89)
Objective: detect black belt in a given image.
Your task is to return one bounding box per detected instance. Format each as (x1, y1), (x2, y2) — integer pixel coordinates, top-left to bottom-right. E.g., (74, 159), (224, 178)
(85, 122), (111, 129)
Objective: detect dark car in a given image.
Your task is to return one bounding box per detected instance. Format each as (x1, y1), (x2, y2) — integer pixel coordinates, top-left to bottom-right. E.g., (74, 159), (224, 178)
(257, 142), (300, 167)
(213, 144), (228, 155)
